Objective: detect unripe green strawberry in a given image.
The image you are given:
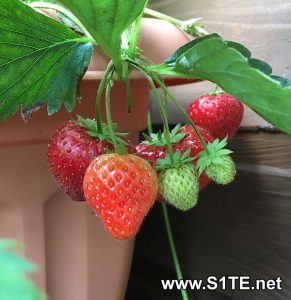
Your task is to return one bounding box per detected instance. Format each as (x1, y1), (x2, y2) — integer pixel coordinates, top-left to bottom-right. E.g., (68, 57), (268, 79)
(158, 164), (199, 211)
(196, 137), (236, 185)
(205, 155), (236, 185)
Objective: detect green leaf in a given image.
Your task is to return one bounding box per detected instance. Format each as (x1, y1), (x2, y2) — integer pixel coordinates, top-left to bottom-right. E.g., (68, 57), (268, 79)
(165, 33), (220, 66)
(226, 41), (251, 58)
(151, 35), (291, 134)
(0, 0), (93, 121)
(58, 0), (147, 73)
(248, 58), (272, 75)
(271, 75), (291, 87)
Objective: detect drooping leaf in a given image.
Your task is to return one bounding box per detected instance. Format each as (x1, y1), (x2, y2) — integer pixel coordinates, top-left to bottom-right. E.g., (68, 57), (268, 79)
(0, 239), (45, 300)
(249, 58), (272, 75)
(150, 35), (291, 134)
(226, 41), (251, 58)
(271, 75), (291, 87)
(0, 0), (93, 121)
(165, 33), (220, 66)
(58, 0), (147, 73)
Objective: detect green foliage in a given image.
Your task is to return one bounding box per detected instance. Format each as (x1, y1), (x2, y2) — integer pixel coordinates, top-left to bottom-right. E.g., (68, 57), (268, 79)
(150, 34), (291, 134)
(58, 0), (147, 73)
(156, 149), (194, 170)
(0, 240), (44, 300)
(196, 138), (236, 185)
(0, 0), (93, 121)
(143, 124), (186, 146)
(196, 137), (233, 175)
(77, 115), (128, 145)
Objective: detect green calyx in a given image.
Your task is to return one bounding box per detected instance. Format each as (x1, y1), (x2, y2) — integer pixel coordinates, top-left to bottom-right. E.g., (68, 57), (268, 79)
(158, 163), (199, 211)
(156, 149), (194, 171)
(77, 115), (128, 146)
(196, 137), (236, 185)
(143, 124), (186, 147)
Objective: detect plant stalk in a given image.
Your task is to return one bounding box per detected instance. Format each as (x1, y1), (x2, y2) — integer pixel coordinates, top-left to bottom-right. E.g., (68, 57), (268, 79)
(147, 76), (175, 164)
(162, 203), (190, 300)
(95, 61), (115, 134)
(147, 111), (153, 136)
(155, 76), (208, 150)
(127, 58), (208, 151)
(105, 75), (118, 150)
(144, 8), (182, 26)
(144, 8), (208, 37)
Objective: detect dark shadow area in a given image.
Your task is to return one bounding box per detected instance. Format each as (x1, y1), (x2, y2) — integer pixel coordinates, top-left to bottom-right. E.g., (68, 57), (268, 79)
(126, 131), (291, 300)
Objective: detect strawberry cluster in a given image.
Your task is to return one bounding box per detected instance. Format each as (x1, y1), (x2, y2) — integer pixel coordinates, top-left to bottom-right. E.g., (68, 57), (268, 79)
(47, 93), (243, 240)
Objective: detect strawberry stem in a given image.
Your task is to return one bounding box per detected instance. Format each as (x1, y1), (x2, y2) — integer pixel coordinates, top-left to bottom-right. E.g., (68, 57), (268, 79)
(126, 58), (209, 152)
(161, 203), (190, 300)
(95, 61), (115, 135)
(126, 58), (175, 163)
(147, 95), (189, 300)
(123, 63), (133, 113)
(105, 74), (118, 151)
(144, 8), (208, 37)
(147, 111), (153, 136)
(147, 76), (175, 164)
(154, 76), (209, 150)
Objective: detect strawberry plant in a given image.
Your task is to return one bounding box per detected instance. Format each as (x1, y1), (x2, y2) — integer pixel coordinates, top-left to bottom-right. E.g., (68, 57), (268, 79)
(1, 1), (291, 299)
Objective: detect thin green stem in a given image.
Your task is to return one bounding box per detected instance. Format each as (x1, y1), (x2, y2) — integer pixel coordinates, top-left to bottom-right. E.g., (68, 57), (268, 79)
(128, 14), (143, 59)
(122, 62), (133, 113)
(29, 2), (93, 40)
(127, 58), (208, 151)
(162, 203), (189, 300)
(125, 76), (132, 113)
(144, 8), (182, 27)
(155, 77), (208, 150)
(105, 76), (118, 150)
(147, 76), (175, 164)
(147, 111), (153, 136)
(144, 8), (208, 37)
(95, 61), (115, 134)
(145, 79), (188, 300)
(126, 59), (174, 162)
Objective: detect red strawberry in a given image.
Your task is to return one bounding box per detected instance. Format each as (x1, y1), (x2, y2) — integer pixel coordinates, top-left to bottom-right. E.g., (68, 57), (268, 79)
(83, 154), (158, 239)
(188, 93), (244, 140)
(133, 143), (165, 166)
(47, 120), (112, 201)
(133, 125), (214, 190)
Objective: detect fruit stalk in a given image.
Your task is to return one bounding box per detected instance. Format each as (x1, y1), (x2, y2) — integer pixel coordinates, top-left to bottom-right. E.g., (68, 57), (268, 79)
(126, 58), (208, 151)
(155, 76), (209, 150)
(126, 59), (175, 162)
(105, 73), (118, 150)
(147, 112), (190, 300)
(147, 76), (175, 164)
(162, 203), (190, 300)
(144, 8), (208, 37)
(95, 61), (115, 134)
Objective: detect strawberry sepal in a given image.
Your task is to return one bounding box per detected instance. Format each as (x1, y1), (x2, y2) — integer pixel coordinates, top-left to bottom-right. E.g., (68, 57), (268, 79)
(196, 137), (236, 184)
(77, 115), (129, 146)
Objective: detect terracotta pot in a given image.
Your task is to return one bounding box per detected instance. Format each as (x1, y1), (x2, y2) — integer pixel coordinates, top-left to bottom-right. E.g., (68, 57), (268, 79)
(0, 12), (193, 300)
